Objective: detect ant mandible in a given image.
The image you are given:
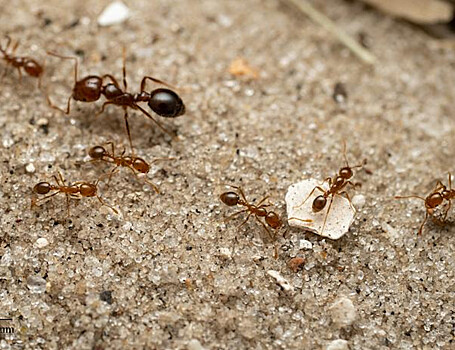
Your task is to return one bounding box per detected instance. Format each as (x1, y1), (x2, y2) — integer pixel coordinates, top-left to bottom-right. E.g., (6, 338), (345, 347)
(32, 171), (118, 216)
(220, 185), (285, 255)
(46, 47), (185, 152)
(0, 36), (44, 87)
(293, 143), (366, 235)
(395, 172), (454, 235)
(88, 142), (173, 193)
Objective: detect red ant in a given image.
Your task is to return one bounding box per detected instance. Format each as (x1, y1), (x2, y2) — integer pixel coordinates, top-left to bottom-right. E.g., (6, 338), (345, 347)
(395, 172), (454, 235)
(0, 36), (44, 87)
(220, 185), (288, 257)
(32, 171), (117, 216)
(292, 144), (365, 235)
(88, 142), (173, 193)
(46, 48), (185, 152)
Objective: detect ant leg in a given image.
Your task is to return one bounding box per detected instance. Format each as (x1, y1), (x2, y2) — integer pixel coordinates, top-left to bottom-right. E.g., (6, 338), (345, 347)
(448, 172), (452, 190)
(65, 194), (71, 218)
(122, 46), (127, 91)
(96, 195), (118, 214)
(237, 213), (252, 229)
(11, 40), (19, 54)
(442, 199), (452, 222)
(46, 90), (71, 114)
(101, 74), (121, 88)
(254, 215), (275, 241)
(33, 190), (61, 206)
(150, 157), (175, 164)
(225, 209), (247, 222)
(1, 35), (11, 52)
(57, 171), (66, 186)
(394, 195), (426, 201)
(140, 76), (176, 92)
(320, 196), (335, 236)
(256, 196), (270, 207)
(418, 212), (429, 235)
(135, 104), (175, 138)
(46, 51), (78, 82)
(125, 164), (160, 193)
(339, 191), (355, 211)
(96, 101), (115, 116)
(16, 67), (22, 82)
(293, 186), (326, 209)
(122, 108), (134, 155)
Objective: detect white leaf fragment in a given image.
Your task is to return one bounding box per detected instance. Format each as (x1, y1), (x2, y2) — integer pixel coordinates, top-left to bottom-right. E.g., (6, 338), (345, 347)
(286, 179), (356, 240)
(98, 1), (130, 27)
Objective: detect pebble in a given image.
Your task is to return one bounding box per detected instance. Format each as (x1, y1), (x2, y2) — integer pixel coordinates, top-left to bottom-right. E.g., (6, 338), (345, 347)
(286, 179), (356, 240)
(352, 194), (366, 209)
(330, 297), (357, 326)
(98, 1), (130, 26)
(26, 275), (47, 293)
(326, 339), (349, 350)
(34, 237), (49, 248)
(299, 239), (313, 250)
(187, 339), (206, 350)
(267, 270), (294, 292)
(25, 163), (36, 173)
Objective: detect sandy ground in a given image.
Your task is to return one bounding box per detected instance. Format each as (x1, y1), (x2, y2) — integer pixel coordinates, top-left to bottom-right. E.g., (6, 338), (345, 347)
(0, 0), (454, 349)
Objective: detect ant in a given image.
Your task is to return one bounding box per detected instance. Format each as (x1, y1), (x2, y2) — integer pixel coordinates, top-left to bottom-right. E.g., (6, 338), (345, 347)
(46, 47), (185, 152)
(395, 172), (454, 235)
(292, 143), (366, 235)
(88, 142), (173, 193)
(32, 171), (118, 216)
(0, 36), (44, 87)
(220, 185), (288, 257)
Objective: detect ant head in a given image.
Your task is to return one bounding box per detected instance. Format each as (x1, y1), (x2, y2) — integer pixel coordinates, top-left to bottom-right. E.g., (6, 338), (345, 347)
(73, 76), (102, 102)
(312, 195), (327, 212)
(339, 167), (353, 179)
(220, 191), (239, 206)
(34, 182), (51, 195)
(426, 192), (443, 209)
(89, 146), (107, 159)
(148, 88), (185, 118)
(132, 158), (150, 174)
(79, 183), (97, 197)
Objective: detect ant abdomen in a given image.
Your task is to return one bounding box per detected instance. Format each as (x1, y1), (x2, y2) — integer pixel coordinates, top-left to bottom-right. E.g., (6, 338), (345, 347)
(220, 191), (239, 206)
(312, 195), (327, 212)
(73, 76), (103, 102)
(148, 88), (185, 118)
(24, 59), (43, 77)
(33, 182), (52, 195)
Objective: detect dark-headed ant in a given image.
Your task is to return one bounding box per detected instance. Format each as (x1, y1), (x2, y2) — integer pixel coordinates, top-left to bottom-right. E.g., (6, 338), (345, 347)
(32, 171), (117, 216)
(220, 185), (287, 257)
(293, 144), (366, 235)
(46, 48), (185, 152)
(0, 36), (44, 86)
(88, 142), (172, 193)
(395, 172), (454, 235)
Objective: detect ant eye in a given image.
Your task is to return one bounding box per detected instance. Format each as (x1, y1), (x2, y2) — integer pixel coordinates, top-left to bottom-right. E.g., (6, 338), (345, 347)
(148, 88), (185, 118)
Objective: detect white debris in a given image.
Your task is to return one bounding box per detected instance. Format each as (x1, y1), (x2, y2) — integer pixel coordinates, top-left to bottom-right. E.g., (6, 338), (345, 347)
(299, 239), (313, 250)
(218, 247), (232, 259)
(98, 1), (130, 27)
(267, 270), (294, 292)
(286, 179), (356, 240)
(187, 339), (206, 350)
(352, 194), (366, 209)
(330, 297), (357, 327)
(326, 339), (349, 350)
(25, 163), (36, 173)
(34, 237), (49, 248)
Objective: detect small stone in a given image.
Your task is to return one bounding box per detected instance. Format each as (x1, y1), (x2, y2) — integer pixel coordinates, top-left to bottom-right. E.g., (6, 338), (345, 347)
(330, 297), (357, 326)
(218, 247), (232, 259)
(326, 339), (349, 350)
(286, 179), (356, 240)
(36, 118), (48, 126)
(299, 239), (313, 250)
(332, 82), (347, 103)
(352, 194), (366, 209)
(267, 270), (294, 292)
(187, 339), (206, 350)
(34, 237), (49, 248)
(98, 1), (130, 26)
(27, 275), (47, 293)
(99, 290), (113, 305)
(25, 163), (36, 173)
